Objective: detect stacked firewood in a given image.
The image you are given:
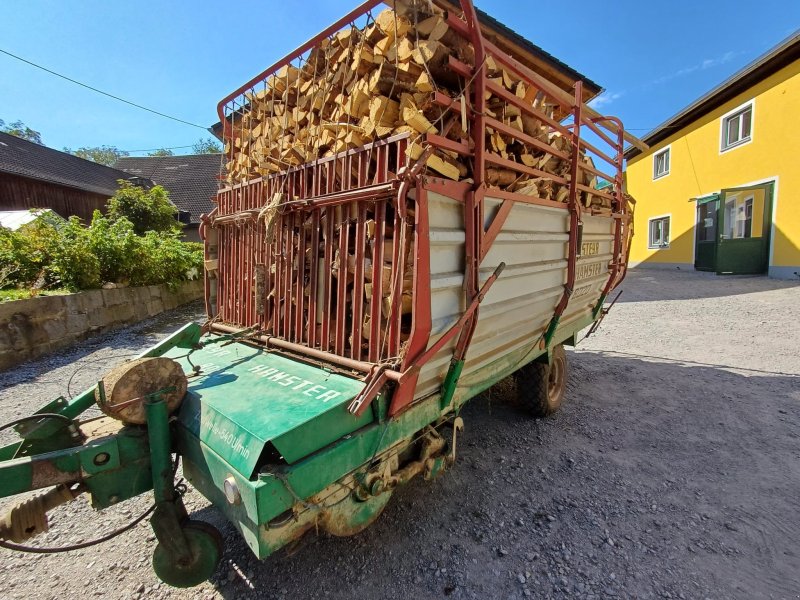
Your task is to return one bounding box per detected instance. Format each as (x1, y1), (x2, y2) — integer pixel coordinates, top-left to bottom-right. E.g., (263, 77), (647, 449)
(224, 3), (607, 208)
(217, 3), (618, 355)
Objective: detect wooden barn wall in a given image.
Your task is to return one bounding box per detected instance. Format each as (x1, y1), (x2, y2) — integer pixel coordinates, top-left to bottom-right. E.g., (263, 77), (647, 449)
(0, 173), (110, 223)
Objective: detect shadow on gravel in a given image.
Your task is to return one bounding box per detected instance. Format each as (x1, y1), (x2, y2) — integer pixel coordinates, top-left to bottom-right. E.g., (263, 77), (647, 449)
(184, 351), (800, 600)
(616, 270), (800, 303)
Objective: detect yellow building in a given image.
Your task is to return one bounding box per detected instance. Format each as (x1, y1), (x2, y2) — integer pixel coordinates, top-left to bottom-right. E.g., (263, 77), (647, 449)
(625, 31), (800, 279)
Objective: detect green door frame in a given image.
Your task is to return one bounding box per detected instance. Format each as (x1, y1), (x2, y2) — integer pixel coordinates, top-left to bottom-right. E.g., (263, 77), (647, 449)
(693, 194), (720, 272)
(715, 182), (774, 275)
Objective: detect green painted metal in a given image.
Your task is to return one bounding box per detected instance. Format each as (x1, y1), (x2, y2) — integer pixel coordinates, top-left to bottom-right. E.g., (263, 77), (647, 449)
(82, 427), (153, 508)
(145, 398), (174, 505)
(152, 521), (223, 588)
(542, 315), (561, 348)
(714, 183), (774, 275)
(0, 422), (152, 507)
(696, 193), (720, 206)
(591, 294), (607, 320)
(176, 379), (446, 559)
(695, 195), (719, 271)
(451, 312), (595, 407)
(167, 342), (369, 475)
(440, 359), (464, 409)
(0, 285), (605, 573)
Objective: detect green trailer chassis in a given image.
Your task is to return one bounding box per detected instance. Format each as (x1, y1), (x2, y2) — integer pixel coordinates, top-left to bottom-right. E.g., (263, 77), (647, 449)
(0, 314), (591, 587)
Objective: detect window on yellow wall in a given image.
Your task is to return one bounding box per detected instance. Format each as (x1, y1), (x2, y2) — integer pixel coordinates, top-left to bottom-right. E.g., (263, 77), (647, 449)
(648, 216), (670, 248)
(722, 104), (752, 150)
(653, 147), (670, 179)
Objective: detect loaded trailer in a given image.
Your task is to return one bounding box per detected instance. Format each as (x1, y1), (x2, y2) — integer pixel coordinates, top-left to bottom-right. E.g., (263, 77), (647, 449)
(0, 0), (645, 587)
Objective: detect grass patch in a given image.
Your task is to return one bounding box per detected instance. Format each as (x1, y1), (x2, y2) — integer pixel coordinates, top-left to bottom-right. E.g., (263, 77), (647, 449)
(0, 288), (72, 302)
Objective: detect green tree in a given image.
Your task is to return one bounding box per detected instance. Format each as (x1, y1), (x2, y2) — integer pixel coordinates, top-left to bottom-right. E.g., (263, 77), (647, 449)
(0, 119), (43, 145)
(107, 180), (179, 235)
(147, 148), (174, 156)
(63, 145), (129, 166)
(192, 137), (222, 154)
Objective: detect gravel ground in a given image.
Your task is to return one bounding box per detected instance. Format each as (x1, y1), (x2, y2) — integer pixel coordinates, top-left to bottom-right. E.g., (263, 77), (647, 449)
(1, 270), (799, 600)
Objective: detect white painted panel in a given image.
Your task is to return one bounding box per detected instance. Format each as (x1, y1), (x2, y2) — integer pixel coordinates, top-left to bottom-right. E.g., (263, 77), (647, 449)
(414, 190), (616, 403)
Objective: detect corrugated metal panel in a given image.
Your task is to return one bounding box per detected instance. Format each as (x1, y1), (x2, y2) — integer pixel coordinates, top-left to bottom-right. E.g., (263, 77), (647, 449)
(414, 190), (614, 402)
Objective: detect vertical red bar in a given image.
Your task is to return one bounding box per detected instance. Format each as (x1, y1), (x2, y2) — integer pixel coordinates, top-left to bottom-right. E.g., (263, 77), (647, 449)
(368, 200), (385, 361)
(218, 226), (226, 322)
(273, 215), (283, 336)
(294, 212), (307, 343)
(321, 208), (334, 351)
(243, 186), (252, 326)
(225, 226), (233, 323)
(389, 181), (432, 416)
(308, 210), (320, 346)
(283, 213), (295, 340)
(351, 202), (367, 360)
(335, 213), (349, 356)
(387, 206), (403, 355)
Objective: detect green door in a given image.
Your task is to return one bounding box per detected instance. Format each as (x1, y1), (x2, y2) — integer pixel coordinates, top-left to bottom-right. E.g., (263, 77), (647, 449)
(715, 183), (773, 275)
(694, 194), (719, 271)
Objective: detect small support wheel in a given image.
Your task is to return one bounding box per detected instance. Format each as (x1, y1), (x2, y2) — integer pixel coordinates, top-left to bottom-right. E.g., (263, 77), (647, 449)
(152, 520), (223, 588)
(514, 344), (568, 417)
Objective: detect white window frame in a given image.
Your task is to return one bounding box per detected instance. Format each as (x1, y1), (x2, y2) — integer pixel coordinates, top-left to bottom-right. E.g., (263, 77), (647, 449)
(648, 214), (671, 249)
(720, 100), (754, 153)
(652, 145), (671, 180)
(736, 195), (754, 238)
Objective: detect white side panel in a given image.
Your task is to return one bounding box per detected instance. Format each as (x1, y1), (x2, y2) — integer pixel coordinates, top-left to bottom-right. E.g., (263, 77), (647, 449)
(414, 191), (616, 402)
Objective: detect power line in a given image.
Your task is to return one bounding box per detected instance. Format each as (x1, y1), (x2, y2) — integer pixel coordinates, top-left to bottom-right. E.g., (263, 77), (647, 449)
(0, 47), (208, 130)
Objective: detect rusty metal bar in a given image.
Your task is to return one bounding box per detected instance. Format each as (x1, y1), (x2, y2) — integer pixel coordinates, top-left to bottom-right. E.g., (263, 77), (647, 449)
(321, 208), (335, 351)
(351, 203), (367, 360)
(482, 79), (573, 141)
(543, 81), (584, 346)
(368, 200), (386, 361)
(484, 115), (567, 160)
(335, 210), (349, 356)
(485, 153), (569, 186)
(308, 210), (320, 347)
(424, 134), (472, 156)
(210, 323), (402, 380)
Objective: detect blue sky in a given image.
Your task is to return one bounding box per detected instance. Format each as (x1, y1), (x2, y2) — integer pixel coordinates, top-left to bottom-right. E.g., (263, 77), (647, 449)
(1, 1), (798, 155)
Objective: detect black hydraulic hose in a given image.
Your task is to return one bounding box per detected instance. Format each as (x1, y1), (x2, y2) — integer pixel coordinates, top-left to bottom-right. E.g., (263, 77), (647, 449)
(0, 413), (72, 433)
(0, 504), (155, 554)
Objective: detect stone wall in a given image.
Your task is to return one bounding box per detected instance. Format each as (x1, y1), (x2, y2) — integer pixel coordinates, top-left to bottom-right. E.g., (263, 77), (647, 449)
(0, 280), (203, 372)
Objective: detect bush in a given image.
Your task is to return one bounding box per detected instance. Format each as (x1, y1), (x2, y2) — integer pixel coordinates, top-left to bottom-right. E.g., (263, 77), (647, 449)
(107, 181), (180, 235)
(83, 211), (139, 285)
(0, 226), (35, 286)
(132, 234), (204, 288)
(51, 218), (102, 291)
(0, 214), (202, 294)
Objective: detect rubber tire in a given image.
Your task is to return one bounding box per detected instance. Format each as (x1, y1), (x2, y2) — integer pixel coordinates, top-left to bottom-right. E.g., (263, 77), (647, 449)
(152, 520), (224, 588)
(514, 344), (568, 417)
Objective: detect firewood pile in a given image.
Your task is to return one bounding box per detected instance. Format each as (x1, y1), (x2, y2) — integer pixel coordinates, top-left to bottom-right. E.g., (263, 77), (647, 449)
(223, 2), (610, 209)
(214, 2), (619, 358)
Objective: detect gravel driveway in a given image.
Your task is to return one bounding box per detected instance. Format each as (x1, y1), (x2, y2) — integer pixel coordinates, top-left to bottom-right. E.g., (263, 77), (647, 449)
(1, 270), (799, 600)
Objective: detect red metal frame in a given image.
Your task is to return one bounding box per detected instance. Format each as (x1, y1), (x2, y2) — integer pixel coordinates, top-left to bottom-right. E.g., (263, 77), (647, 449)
(210, 0), (633, 417)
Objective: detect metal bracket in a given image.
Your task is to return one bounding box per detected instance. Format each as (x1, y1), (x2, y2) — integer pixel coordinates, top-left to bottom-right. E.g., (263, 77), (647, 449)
(448, 417), (464, 465)
(586, 289), (623, 338)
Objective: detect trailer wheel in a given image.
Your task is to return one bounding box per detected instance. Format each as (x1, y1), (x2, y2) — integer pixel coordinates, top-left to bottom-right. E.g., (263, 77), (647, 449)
(515, 344), (567, 417)
(152, 520), (223, 588)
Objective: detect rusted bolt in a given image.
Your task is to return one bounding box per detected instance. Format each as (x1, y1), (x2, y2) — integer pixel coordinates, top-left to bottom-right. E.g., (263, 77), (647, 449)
(369, 479), (385, 496)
